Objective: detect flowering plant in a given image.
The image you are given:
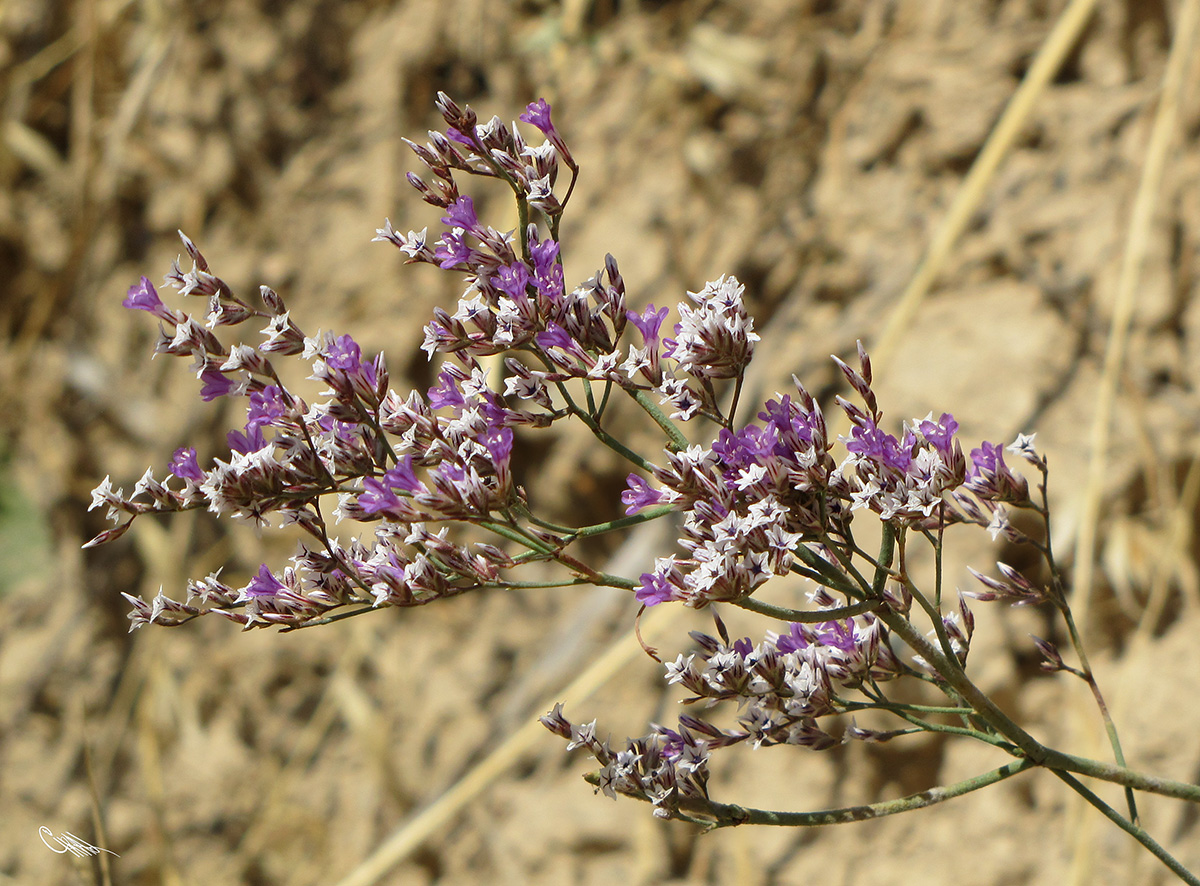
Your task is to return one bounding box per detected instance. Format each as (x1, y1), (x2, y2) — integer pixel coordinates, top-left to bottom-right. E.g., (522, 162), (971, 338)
(89, 94), (1200, 881)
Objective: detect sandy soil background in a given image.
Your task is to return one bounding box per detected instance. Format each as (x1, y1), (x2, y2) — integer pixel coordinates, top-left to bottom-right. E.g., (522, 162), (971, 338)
(3, 0), (1200, 884)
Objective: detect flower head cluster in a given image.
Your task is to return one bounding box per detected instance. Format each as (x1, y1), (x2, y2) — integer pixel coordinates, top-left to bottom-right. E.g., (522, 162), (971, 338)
(93, 228), (534, 629)
(664, 609), (904, 751)
(664, 275), (760, 380)
(540, 703), (711, 819)
(625, 380), (847, 607)
(384, 94), (759, 429)
(93, 95), (1090, 841)
(91, 95), (784, 632)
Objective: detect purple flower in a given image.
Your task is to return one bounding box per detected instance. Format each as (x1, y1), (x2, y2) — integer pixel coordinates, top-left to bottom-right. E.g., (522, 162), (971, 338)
(535, 322), (575, 353)
(530, 235), (559, 278)
(169, 447), (203, 483)
(123, 276), (174, 322)
(435, 227), (474, 269)
(758, 395), (817, 450)
(441, 196), (481, 235)
(245, 564), (286, 598)
(381, 457), (423, 494)
(227, 423), (267, 454)
(428, 370), (465, 410)
(519, 98), (554, 134)
(358, 477), (402, 515)
(969, 441), (1006, 478)
(247, 385), (287, 430)
(520, 98), (574, 165)
(492, 262), (532, 300)
(326, 334), (362, 373)
(776, 619), (856, 655)
(483, 427), (514, 466)
(966, 440), (1030, 503)
(319, 333), (381, 401)
(446, 126), (476, 149)
(622, 474), (662, 515)
(636, 571), (679, 606)
(712, 424), (779, 473)
(919, 413), (959, 455)
(845, 421), (911, 473)
(628, 304), (669, 348)
(199, 368), (240, 401)
(529, 234), (563, 302)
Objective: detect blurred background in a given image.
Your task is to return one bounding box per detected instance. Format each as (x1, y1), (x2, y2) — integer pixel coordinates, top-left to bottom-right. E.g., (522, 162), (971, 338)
(3, 0), (1200, 883)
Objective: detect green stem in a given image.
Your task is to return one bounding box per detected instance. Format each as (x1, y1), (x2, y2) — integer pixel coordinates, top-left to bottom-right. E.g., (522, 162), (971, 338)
(735, 596), (879, 624)
(875, 707), (1017, 748)
(818, 529), (876, 598)
(478, 519), (555, 553)
(565, 396), (657, 472)
(1052, 770), (1198, 885)
(1058, 600), (1138, 822)
(523, 503), (675, 538)
(661, 759), (1037, 827)
(1037, 462), (1138, 823)
(499, 578), (596, 590)
(836, 699), (982, 717)
(516, 195), (532, 265)
(791, 547), (864, 599)
(875, 606), (1047, 761)
(872, 523), (895, 595)
(596, 378), (614, 421)
(630, 387), (690, 451)
(907, 580), (960, 668)
(1040, 750), (1200, 804)
(570, 505), (676, 539)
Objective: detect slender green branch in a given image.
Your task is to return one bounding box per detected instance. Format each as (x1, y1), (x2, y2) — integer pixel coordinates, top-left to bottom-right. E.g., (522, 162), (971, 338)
(591, 572), (638, 591)
(728, 371), (745, 426)
(1058, 599), (1138, 822)
(818, 530), (876, 598)
(523, 503), (675, 538)
(1051, 770), (1198, 886)
(565, 396), (657, 472)
(596, 378), (614, 422)
(907, 580), (960, 668)
(874, 607), (1048, 762)
(872, 707), (1016, 748)
(574, 505), (677, 538)
(872, 523), (896, 596)
(1040, 750), (1200, 804)
(280, 605), (377, 631)
(791, 547), (864, 598)
(629, 387), (690, 451)
(499, 578), (598, 590)
(836, 699), (981, 718)
(478, 519), (556, 554)
(735, 595), (879, 624)
(1036, 460), (1138, 823)
(933, 512), (945, 609)
(648, 759), (1037, 828)
(515, 194), (532, 265)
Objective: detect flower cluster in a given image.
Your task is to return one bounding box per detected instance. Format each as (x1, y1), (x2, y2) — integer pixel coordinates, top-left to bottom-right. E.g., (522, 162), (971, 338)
(624, 380), (844, 608)
(92, 235), (526, 629)
(665, 607), (906, 749)
(89, 94), (778, 632)
(90, 94), (1200, 875)
(540, 703), (712, 819)
(622, 341), (1039, 611)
